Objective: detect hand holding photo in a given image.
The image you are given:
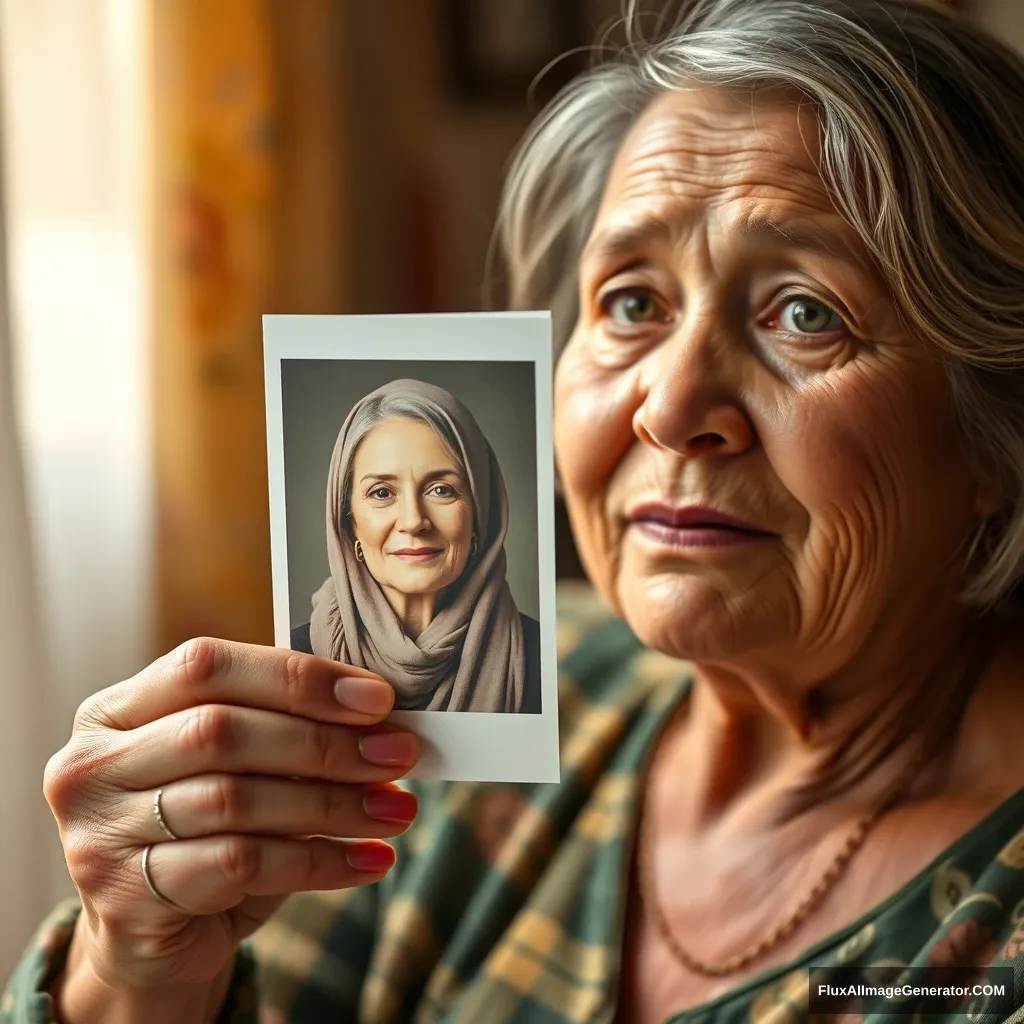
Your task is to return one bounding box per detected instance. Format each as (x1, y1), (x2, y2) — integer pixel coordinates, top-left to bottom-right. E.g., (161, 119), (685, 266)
(264, 312), (558, 782)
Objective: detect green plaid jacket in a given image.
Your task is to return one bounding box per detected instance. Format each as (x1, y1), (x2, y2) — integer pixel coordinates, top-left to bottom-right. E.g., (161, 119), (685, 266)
(5, 582), (1024, 1024)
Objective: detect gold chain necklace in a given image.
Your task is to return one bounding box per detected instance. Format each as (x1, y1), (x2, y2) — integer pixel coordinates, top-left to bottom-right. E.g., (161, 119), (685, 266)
(636, 625), (999, 978)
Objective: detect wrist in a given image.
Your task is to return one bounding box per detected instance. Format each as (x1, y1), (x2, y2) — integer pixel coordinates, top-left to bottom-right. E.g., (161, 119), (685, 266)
(53, 926), (235, 1024)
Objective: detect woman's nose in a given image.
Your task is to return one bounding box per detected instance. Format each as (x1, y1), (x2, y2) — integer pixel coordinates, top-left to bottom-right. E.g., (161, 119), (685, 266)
(632, 317), (754, 457)
(396, 492), (428, 532)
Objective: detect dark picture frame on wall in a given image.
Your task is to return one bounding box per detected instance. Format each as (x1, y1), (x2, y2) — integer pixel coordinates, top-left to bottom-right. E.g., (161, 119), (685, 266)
(444, 0), (586, 103)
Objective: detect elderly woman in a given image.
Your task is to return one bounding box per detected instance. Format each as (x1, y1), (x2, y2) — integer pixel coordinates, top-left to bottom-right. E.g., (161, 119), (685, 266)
(290, 379), (539, 715)
(6, 0), (1024, 1022)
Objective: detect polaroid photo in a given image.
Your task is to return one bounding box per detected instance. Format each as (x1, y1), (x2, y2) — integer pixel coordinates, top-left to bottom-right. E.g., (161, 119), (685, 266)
(263, 312), (559, 784)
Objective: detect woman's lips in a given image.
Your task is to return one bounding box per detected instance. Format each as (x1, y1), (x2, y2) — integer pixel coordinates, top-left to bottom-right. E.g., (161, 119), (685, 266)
(632, 520), (770, 549)
(627, 503), (776, 550)
(389, 548), (443, 562)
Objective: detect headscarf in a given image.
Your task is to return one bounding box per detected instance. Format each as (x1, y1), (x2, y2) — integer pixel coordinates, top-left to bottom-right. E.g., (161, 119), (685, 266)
(308, 379), (526, 712)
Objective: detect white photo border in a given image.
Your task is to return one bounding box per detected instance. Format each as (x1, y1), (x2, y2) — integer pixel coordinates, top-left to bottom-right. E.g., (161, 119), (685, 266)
(263, 312), (560, 784)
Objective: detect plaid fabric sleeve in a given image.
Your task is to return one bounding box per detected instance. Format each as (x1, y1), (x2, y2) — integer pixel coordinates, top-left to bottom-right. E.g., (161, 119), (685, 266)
(1, 898), (81, 1024)
(0, 877), (405, 1024)
(0, 835), (441, 1024)
(0, 897), (266, 1024)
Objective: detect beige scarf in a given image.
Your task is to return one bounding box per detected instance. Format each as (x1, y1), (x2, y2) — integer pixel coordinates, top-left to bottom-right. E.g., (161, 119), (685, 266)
(308, 379), (525, 712)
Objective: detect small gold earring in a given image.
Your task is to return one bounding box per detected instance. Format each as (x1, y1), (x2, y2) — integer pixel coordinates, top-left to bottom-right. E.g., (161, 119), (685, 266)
(354, 539), (364, 562)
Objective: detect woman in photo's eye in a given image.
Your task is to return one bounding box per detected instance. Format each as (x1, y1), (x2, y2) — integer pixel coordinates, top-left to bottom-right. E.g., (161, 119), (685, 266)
(291, 377), (540, 714)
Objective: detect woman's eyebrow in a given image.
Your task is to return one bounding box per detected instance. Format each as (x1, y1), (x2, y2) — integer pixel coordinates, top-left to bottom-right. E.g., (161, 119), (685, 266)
(358, 469), (460, 484)
(740, 218), (870, 269)
(581, 215), (869, 270)
(581, 219), (676, 266)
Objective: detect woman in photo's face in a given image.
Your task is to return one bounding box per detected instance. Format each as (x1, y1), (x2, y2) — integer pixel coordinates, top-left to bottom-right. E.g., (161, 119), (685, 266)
(349, 417), (474, 628)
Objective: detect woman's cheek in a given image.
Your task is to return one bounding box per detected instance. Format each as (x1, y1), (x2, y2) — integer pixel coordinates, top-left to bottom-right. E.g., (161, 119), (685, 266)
(554, 347), (641, 497)
(432, 503), (471, 557)
(354, 507), (391, 548)
(554, 347), (644, 606)
(443, 501), (472, 543)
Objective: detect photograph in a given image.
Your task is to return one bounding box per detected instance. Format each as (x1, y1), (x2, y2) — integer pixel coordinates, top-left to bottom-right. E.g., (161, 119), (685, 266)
(263, 312), (559, 783)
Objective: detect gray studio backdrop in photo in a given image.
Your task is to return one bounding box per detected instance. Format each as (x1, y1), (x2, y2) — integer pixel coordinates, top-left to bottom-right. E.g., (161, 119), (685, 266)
(281, 359), (540, 627)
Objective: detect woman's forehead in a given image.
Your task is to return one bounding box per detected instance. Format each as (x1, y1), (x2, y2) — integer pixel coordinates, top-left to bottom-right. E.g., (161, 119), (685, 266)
(593, 86), (838, 236)
(353, 418), (457, 470)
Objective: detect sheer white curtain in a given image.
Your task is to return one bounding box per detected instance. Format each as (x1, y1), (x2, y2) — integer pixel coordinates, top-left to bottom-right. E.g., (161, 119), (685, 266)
(0, 100), (50, 983)
(0, 0), (153, 979)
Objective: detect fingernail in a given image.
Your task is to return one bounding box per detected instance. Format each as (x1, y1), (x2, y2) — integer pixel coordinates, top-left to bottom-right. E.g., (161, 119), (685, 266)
(346, 842), (395, 873)
(334, 676), (393, 715)
(363, 787), (418, 824)
(358, 730), (419, 767)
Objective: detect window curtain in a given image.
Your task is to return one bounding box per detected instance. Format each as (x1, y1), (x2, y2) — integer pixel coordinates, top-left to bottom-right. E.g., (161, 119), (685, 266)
(0, 0), (357, 982)
(0, 64), (49, 980)
(152, 0), (354, 652)
(151, 0), (279, 652)
(0, 0), (153, 978)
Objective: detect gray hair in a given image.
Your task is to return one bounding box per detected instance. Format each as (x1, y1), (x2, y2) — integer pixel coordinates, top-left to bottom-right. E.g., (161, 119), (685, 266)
(340, 391), (466, 534)
(491, 0), (1024, 607)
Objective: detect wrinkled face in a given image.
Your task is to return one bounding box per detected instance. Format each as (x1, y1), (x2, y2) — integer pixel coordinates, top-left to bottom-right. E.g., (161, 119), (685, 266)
(349, 417), (475, 598)
(555, 87), (985, 672)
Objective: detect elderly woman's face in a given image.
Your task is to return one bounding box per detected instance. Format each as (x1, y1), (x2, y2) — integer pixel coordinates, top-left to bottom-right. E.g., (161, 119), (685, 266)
(555, 87), (985, 669)
(349, 417), (474, 598)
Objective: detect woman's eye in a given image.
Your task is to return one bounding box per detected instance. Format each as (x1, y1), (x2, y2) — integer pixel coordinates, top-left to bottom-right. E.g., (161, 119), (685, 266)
(430, 484), (456, 498)
(778, 295), (846, 335)
(369, 486), (391, 500)
(601, 287), (666, 326)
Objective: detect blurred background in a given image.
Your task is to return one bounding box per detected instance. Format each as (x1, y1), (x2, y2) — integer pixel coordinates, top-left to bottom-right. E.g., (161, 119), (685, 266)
(0, 0), (1004, 977)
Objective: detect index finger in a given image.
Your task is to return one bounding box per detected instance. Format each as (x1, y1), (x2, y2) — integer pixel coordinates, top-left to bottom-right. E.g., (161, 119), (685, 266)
(79, 638), (395, 731)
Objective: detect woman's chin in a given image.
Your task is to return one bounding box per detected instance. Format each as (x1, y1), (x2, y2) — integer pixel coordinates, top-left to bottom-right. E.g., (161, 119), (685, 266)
(615, 571), (768, 662)
(383, 567), (464, 598)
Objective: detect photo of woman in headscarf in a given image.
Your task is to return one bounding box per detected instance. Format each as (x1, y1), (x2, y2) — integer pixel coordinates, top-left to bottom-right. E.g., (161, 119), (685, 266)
(291, 378), (541, 713)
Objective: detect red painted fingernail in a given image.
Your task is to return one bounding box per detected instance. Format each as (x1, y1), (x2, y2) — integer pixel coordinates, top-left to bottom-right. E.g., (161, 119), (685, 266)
(363, 787), (418, 824)
(346, 842), (396, 873)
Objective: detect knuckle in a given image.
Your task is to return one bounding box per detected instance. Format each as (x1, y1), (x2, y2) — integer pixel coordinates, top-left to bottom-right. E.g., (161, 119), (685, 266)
(317, 783), (345, 829)
(216, 835), (262, 888)
(304, 838), (332, 879)
(43, 740), (108, 815)
(304, 837), (348, 882)
(174, 637), (232, 690)
(203, 774), (248, 828)
(282, 652), (310, 710)
(178, 704), (237, 757)
(42, 749), (75, 811)
(305, 721), (342, 777)
(72, 693), (105, 732)
(72, 681), (135, 734)
(97, 901), (136, 938)
(63, 833), (110, 893)
(98, 905), (149, 942)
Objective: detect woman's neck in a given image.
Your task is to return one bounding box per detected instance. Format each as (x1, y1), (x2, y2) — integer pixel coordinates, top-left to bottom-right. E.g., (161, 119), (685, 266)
(664, 599), (999, 831)
(383, 588), (438, 638)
